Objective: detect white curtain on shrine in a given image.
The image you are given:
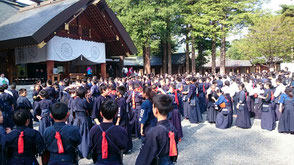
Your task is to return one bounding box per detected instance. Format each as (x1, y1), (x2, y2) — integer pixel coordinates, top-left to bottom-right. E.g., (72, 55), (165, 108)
(15, 36), (106, 64)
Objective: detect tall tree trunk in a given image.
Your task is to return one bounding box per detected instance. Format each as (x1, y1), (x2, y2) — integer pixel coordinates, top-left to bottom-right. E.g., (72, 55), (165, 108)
(167, 38), (172, 74)
(220, 26), (226, 75)
(211, 36), (216, 74)
(162, 41), (167, 74)
(185, 35), (190, 73)
(197, 40), (203, 72)
(167, 20), (172, 75)
(191, 36), (196, 73)
(143, 44), (151, 74)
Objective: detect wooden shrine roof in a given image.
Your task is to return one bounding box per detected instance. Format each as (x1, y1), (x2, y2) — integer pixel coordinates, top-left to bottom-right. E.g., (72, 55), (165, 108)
(0, 0), (137, 56)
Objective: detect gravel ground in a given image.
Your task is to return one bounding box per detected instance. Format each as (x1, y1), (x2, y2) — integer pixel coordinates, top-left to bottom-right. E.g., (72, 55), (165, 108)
(79, 114), (294, 165)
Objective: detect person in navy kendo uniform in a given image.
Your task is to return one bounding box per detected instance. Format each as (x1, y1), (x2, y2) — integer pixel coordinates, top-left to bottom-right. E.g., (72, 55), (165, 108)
(34, 89), (53, 136)
(136, 94), (179, 165)
(90, 78), (100, 99)
(43, 102), (81, 165)
(206, 83), (219, 124)
(92, 84), (110, 125)
(0, 110), (8, 165)
(65, 88), (76, 126)
(45, 80), (57, 102)
(108, 84), (117, 100)
(181, 78), (190, 119)
(214, 89), (233, 129)
(16, 88), (33, 128)
(3, 109), (45, 165)
(259, 82), (276, 131)
(187, 78), (203, 124)
(0, 85), (15, 129)
(198, 78), (208, 113)
(72, 86), (92, 158)
(235, 83), (252, 129)
(139, 86), (157, 143)
(126, 83), (143, 138)
(115, 86), (133, 153)
(278, 87), (294, 134)
(167, 84), (183, 140)
(89, 99), (127, 165)
(9, 83), (19, 109)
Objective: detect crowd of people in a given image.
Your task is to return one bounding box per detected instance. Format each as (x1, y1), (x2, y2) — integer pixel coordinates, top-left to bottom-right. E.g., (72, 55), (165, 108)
(0, 70), (293, 165)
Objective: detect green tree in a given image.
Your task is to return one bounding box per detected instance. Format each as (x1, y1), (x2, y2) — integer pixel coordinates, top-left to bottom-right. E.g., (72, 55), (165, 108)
(229, 14), (294, 67)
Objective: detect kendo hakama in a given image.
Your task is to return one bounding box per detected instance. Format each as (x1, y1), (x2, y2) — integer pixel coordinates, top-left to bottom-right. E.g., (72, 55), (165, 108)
(235, 91), (252, 129)
(169, 93), (183, 138)
(188, 84), (203, 123)
(207, 92), (218, 123)
(72, 97), (91, 158)
(34, 99), (53, 136)
(215, 96), (233, 129)
(67, 97), (75, 126)
(126, 90), (143, 138)
(261, 104), (276, 131)
(198, 83), (207, 113)
(116, 97), (133, 152)
(260, 89), (276, 131)
(182, 84), (190, 119)
(253, 96), (262, 119)
(278, 98), (294, 134)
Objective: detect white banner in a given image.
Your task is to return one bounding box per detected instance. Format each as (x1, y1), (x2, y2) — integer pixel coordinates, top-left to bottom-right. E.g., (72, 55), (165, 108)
(15, 36), (106, 64)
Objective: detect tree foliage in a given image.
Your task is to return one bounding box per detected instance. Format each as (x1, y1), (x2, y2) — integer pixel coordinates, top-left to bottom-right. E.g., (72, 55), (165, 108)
(228, 11), (294, 66)
(107, 0), (293, 74)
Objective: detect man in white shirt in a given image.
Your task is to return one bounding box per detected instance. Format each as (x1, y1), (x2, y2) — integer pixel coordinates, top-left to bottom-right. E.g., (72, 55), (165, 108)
(0, 73), (9, 86)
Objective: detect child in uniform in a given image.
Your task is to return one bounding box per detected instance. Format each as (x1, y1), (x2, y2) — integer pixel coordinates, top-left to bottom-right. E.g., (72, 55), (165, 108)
(140, 86), (157, 142)
(3, 109), (45, 164)
(115, 86), (133, 153)
(0, 111), (8, 164)
(136, 94), (178, 165)
(89, 99), (127, 164)
(92, 84), (110, 125)
(34, 90), (53, 136)
(0, 85), (15, 129)
(72, 87), (91, 158)
(16, 88), (33, 128)
(43, 102), (81, 165)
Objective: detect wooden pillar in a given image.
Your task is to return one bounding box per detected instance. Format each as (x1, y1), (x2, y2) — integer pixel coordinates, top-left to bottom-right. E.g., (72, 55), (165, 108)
(7, 49), (16, 83)
(47, 60), (54, 81)
(119, 56), (124, 77)
(101, 63), (106, 79)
